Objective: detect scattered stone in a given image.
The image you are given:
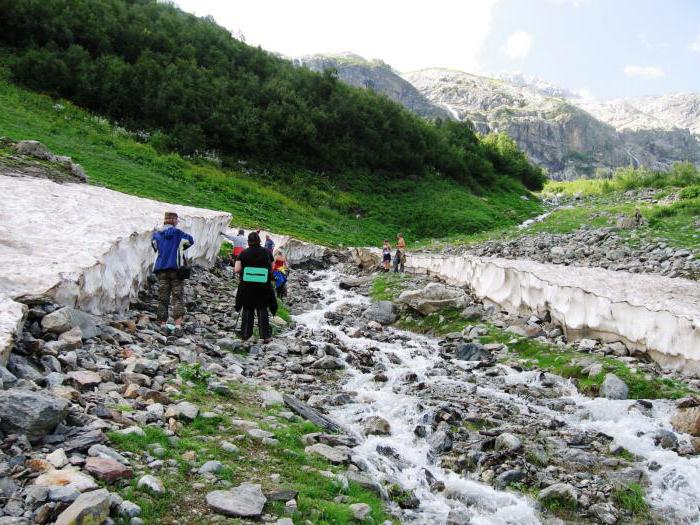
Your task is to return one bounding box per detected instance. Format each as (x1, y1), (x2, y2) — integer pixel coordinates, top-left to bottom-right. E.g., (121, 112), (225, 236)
(671, 407), (700, 436)
(0, 389), (69, 440)
(47, 448), (69, 468)
(35, 468), (98, 493)
(363, 416), (391, 436)
(349, 503), (371, 521)
(54, 488), (111, 525)
(454, 342), (491, 362)
(206, 483), (267, 517)
(304, 444), (349, 464)
(495, 433), (522, 452)
(137, 475), (165, 494)
(599, 373), (629, 400)
(85, 457), (132, 481)
(538, 483), (578, 505)
(361, 301), (397, 325)
(198, 460), (224, 475)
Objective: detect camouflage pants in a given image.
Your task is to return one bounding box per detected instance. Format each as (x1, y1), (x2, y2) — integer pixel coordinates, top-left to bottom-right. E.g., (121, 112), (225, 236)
(157, 270), (185, 321)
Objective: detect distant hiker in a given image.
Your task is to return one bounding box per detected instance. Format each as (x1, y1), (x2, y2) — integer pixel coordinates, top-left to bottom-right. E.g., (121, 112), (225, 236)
(393, 233), (406, 273)
(265, 234), (275, 255)
(272, 249), (289, 299)
(151, 212), (194, 335)
(235, 232), (278, 343)
(382, 239), (392, 271)
(221, 229), (246, 265)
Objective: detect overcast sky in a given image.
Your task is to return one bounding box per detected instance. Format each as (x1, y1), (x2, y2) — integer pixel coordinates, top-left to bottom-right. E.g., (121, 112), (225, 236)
(175, 0), (700, 99)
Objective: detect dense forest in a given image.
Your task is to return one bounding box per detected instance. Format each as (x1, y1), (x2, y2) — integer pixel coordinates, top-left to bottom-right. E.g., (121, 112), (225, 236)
(0, 0), (545, 190)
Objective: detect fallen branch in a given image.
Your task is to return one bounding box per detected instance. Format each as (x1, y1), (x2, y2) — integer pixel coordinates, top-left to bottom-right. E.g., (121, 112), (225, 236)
(283, 394), (342, 433)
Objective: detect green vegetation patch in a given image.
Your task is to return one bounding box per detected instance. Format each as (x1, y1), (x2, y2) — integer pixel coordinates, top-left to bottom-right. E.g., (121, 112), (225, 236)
(0, 78), (542, 246)
(106, 381), (395, 524)
(612, 483), (649, 518)
(481, 328), (691, 400)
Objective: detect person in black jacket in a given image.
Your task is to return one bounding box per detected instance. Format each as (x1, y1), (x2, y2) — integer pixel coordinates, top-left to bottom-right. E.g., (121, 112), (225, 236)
(234, 232), (278, 343)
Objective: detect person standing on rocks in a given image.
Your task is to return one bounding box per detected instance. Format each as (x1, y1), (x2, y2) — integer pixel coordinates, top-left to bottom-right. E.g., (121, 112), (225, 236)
(221, 229), (247, 266)
(265, 234), (275, 255)
(382, 239), (392, 272)
(393, 233), (406, 273)
(151, 212), (194, 335)
(235, 232), (278, 343)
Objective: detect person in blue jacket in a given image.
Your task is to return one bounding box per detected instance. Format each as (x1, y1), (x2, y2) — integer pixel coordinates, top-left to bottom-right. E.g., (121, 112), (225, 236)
(151, 212), (194, 334)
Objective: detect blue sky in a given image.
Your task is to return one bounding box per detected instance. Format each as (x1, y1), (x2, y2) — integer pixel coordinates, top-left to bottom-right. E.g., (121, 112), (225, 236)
(482, 0), (700, 98)
(176, 0), (699, 99)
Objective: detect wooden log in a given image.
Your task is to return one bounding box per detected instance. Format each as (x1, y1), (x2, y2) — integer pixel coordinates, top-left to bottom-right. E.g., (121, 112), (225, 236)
(283, 394), (342, 433)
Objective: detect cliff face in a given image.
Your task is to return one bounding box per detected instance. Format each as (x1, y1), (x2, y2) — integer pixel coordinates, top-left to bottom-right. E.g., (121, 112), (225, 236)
(293, 53), (450, 120)
(403, 68), (700, 179)
(293, 54), (700, 180)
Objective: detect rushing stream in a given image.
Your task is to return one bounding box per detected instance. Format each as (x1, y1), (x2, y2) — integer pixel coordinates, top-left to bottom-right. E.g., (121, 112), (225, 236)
(293, 269), (700, 524)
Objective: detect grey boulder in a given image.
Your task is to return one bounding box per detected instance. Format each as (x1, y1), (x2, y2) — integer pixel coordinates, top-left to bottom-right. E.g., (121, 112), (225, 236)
(206, 483), (266, 517)
(361, 301), (397, 325)
(0, 389), (69, 440)
(599, 373), (628, 400)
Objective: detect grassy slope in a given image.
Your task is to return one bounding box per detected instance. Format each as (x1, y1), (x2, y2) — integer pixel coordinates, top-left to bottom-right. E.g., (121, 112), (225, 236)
(0, 77), (541, 246)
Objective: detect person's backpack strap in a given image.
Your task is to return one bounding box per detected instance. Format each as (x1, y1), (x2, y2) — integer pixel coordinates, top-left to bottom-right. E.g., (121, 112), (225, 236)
(242, 266), (269, 283)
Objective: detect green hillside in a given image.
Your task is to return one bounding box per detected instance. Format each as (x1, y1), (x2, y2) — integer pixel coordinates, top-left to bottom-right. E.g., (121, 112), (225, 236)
(0, 0), (544, 191)
(0, 77), (541, 246)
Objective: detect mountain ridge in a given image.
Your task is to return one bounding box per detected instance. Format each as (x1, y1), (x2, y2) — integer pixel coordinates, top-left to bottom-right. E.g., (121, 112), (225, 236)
(300, 54), (700, 179)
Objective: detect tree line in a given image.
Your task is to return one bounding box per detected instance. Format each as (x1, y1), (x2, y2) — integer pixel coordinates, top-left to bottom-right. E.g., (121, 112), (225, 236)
(0, 0), (545, 190)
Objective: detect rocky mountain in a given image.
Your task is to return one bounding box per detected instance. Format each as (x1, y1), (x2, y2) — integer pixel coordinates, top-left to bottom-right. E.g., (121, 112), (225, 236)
(292, 53), (450, 120)
(293, 54), (700, 180)
(403, 68), (700, 179)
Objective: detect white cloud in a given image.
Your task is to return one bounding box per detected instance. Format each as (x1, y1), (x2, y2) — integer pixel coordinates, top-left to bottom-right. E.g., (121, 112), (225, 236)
(174, 0), (501, 73)
(623, 65), (665, 79)
(691, 34), (700, 53)
(503, 31), (533, 60)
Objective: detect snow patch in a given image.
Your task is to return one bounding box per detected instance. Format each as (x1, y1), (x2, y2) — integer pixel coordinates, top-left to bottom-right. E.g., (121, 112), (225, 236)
(406, 253), (700, 374)
(0, 175), (231, 363)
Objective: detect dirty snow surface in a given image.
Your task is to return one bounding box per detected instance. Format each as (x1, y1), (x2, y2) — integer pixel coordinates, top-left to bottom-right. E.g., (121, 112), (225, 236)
(0, 175), (230, 362)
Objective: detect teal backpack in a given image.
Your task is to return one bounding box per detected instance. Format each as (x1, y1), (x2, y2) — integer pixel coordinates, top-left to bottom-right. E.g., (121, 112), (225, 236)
(242, 266), (269, 283)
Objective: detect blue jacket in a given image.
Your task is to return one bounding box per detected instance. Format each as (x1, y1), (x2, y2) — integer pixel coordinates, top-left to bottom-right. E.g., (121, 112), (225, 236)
(151, 226), (194, 272)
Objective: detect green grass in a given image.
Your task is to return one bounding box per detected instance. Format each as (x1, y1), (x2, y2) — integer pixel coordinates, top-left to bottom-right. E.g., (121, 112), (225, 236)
(0, 76), (542, 247)
(480, 328), (691, 400)
(369, 273), (412, 302)
(106, 382), (395, 524)
(612, 483), (649, 517)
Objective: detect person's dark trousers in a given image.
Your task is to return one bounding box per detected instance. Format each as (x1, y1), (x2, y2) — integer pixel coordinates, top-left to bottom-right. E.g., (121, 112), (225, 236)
(240, 307), (272, 340)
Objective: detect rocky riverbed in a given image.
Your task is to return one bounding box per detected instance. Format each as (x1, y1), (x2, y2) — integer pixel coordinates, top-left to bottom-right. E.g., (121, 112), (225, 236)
(1, 257), (700, 525)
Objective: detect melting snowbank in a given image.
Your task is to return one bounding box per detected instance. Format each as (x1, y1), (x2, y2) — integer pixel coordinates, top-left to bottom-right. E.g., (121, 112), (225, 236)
(405, 253), (700, 374)
(0, 175), (230, 363)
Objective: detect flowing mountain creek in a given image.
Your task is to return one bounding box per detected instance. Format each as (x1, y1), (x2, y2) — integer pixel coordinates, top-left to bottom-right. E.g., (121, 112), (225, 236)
(2, 255), (700, 525)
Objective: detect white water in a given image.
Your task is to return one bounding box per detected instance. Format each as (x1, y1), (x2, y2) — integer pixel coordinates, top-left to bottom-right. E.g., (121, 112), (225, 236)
(293, 270), (700, 524)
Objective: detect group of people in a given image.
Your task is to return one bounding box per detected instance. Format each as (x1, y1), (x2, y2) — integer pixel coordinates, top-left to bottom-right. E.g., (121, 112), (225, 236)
(382, 233), (406, 273)
(152, 212), (409, 343)
(150, 212), (288, 343)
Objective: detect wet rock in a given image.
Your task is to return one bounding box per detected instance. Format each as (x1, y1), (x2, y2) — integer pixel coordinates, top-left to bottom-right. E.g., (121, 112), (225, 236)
(206, 483), (266, 517)
(344, 471), (382, 496)
(589, 502), (618, 525)
(0, 389), (69, 440)
(538, 483), (578, 505)
(428, 429), (453, 454)
(312, 356), (344, 370)
(361, 301), (397, 325)
(363, 416), (391, 436)
(671, 407), (700, 436)
(495, 432), (522, 452)
(599, 373), (628, 400)
(454, 342), (491, 362)
(651, 429), (679, 450)
(495, 469), (526, 489)
(54, 488), (111, 525)
(339, 276), (373, 289)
